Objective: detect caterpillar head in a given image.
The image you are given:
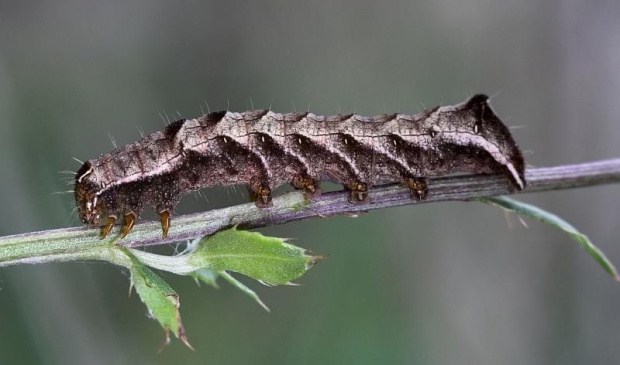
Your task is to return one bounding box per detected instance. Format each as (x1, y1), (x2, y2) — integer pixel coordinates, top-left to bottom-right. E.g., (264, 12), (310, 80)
(74, 161), (105, 225)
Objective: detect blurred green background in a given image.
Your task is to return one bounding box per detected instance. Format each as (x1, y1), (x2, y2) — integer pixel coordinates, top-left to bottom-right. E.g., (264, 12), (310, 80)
(1, 1), (620, 364)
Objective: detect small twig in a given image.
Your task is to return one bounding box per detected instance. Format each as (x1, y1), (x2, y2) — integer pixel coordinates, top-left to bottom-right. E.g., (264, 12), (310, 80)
(1, 158), (619, 267)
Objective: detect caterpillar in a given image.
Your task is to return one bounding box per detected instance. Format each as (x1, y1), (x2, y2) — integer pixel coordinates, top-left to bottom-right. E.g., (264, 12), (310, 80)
(74, 94), (525, 238)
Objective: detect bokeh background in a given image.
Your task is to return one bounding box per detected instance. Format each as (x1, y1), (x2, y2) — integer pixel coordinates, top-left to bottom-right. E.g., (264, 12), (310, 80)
(1, 1), (620, 364)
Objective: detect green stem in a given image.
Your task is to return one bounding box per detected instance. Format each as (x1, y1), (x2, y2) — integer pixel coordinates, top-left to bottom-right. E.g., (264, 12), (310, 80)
(1, 158), (619, 269)
(129, 249), (193, 275)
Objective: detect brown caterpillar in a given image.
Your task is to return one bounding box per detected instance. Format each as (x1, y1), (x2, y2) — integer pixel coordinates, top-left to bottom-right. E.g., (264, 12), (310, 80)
(75, 94), (525, 238)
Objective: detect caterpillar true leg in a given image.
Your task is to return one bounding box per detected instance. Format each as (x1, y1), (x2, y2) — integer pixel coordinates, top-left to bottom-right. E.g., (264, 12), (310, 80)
(158, 210), (171, 238)
(121, 212), (137, 238)
(156, 200), (176, 238)
(101, 215), (117, 239)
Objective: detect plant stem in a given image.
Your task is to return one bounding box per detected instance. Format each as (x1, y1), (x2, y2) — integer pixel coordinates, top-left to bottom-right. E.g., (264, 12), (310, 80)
(1, 158), (619, 267)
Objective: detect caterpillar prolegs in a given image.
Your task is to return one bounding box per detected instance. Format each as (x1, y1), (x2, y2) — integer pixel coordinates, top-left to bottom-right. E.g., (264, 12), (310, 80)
(74, 94), (526, 238)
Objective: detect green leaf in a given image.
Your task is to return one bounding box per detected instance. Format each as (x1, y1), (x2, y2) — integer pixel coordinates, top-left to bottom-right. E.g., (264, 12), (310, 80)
(190, 269), (270, 312)
(190, 268), (220, 289)
(478, 196), (620, 282)
(219, 271), (270, 312)
(188, 226), (322, 286)
(124, 248), (193, 350)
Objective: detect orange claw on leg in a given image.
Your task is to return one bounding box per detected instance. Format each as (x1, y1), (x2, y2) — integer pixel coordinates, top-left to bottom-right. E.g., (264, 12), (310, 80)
(101, 215), (117, 239)
(121, 212), (137, 238)
(159, 210), (171, 238)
